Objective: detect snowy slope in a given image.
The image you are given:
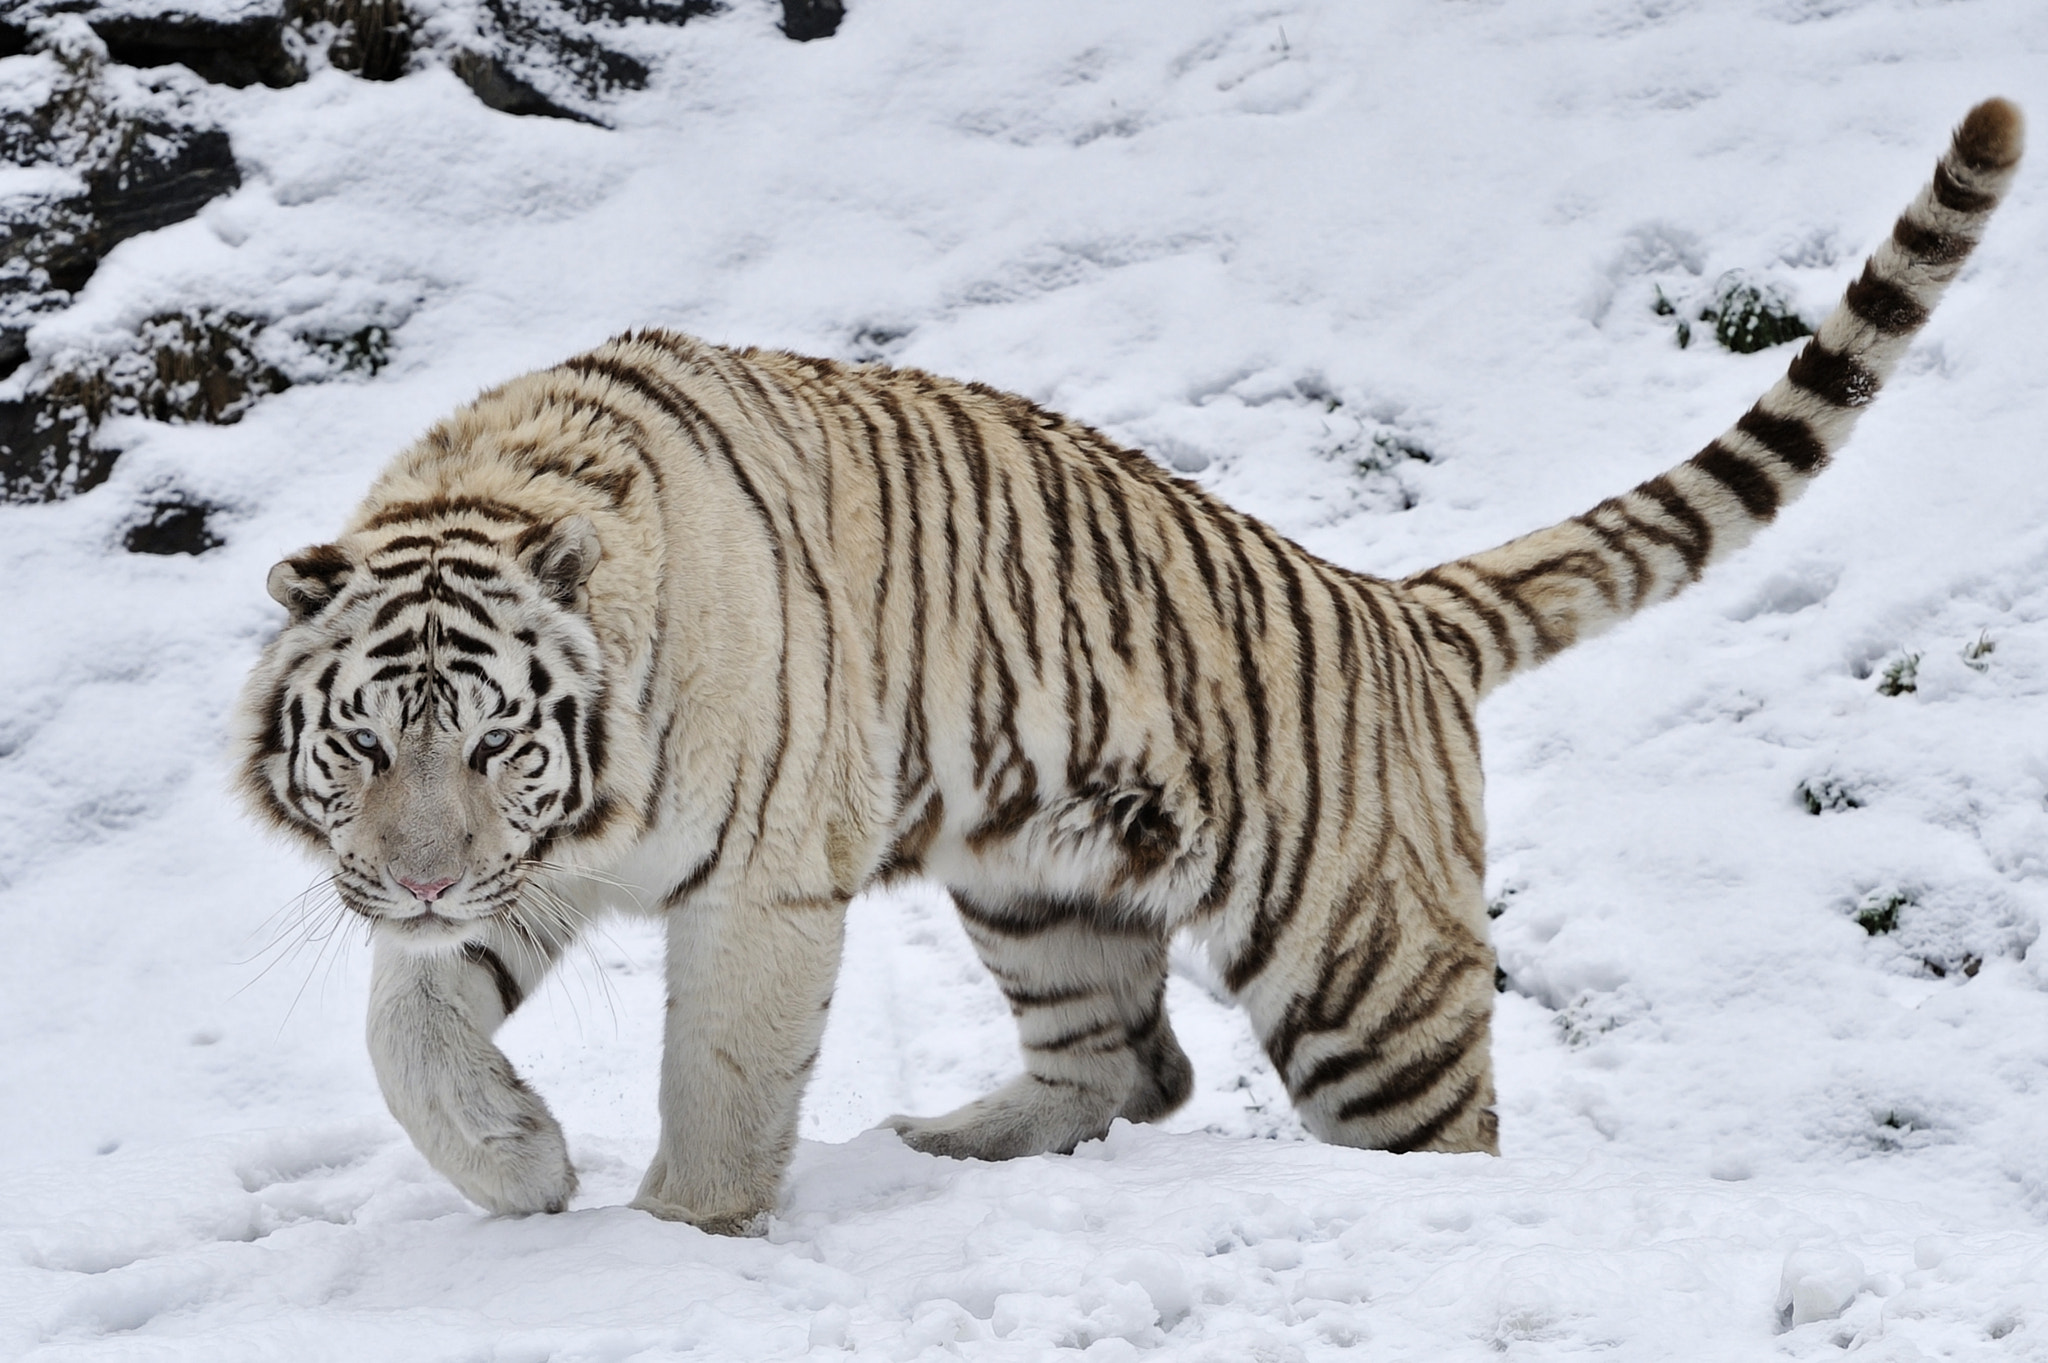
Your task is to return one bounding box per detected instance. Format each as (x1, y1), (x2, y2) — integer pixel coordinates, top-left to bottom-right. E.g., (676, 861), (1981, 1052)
(3, 0), (2047, 1357)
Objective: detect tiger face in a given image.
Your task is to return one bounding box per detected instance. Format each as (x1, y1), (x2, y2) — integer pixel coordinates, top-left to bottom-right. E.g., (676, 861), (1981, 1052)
(238, 513), (610, 948)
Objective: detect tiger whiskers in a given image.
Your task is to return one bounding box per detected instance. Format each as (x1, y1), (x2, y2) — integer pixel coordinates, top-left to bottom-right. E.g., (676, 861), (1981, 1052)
(506, 876), (626, 1032)
(235, 873), (351, 992)
(235, 872), (373, 1032)
(521, 858), (647, 912)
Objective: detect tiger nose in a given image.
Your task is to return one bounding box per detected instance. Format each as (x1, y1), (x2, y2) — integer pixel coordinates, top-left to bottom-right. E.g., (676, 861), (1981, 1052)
(395, 874), (459, 902)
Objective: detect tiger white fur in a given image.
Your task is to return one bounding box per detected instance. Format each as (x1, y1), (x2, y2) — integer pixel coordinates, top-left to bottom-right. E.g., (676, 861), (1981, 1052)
(235, 101), (2023, 1232)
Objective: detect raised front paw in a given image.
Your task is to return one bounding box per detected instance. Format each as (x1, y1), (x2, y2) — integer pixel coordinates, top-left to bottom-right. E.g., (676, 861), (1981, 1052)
(883, 1075), (1122, 1161)
(383, 1053), (578, 1215)
(450, 1104), (578, 1216)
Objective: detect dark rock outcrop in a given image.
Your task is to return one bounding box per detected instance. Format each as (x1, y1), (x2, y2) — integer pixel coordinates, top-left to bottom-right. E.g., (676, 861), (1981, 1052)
(1, 0), (835, 501)
(123, 494), (226, 553)
(87, 6), (304, 87)
(779, 0), (839, 41)
(296, 0), (413, 80)
(449, 0), (721, 124)
(8, 0), (824, 125)
(1, 307), (390, 501)
(2, 25), (242, 378)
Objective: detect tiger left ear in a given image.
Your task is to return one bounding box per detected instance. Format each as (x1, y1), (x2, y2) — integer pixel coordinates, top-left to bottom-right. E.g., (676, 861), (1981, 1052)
(266, 544), (353, 623)
(519, 515), (602, 610)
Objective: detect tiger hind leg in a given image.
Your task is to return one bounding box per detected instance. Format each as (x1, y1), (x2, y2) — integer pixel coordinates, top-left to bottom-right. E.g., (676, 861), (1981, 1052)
(884, 892), (1192, 1160)
(1231, 882), (1501, 1155)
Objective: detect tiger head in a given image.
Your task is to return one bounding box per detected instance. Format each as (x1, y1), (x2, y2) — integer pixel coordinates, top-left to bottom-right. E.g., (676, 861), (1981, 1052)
(235, 512), (614, 947)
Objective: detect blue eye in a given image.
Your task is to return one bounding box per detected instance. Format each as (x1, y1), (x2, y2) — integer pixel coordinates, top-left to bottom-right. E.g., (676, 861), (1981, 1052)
(479, 729), (513, 752)
(349, 729), (381, 753)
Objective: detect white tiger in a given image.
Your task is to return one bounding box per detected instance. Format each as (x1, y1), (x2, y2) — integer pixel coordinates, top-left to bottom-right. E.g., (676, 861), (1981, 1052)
(235, 100), (2022, 1231)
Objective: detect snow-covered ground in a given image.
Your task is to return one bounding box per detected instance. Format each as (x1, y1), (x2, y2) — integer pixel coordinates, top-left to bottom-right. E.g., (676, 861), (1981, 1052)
(3, 0), (2046, 1356)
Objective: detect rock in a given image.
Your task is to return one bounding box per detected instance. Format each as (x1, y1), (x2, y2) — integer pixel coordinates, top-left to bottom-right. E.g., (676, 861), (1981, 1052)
(0, 0), (834, 499)
(89, 123), (241, 261)
(447, 0), (722, 125)
(1, 26), (241, 293)
(0, 393), (110, 500)
(10, 0), (836, 131)
(294, 0), (412, 81)
(779, 0), (840, 41)
(123, 495), (226, 554)
(0, 25), (247, 496)
(85, 6), (304, 88)
(1, 304), (390, 501)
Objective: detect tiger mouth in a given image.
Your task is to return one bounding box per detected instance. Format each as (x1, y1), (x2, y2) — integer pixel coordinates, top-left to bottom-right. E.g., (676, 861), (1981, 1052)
(346, 899), (494, 933)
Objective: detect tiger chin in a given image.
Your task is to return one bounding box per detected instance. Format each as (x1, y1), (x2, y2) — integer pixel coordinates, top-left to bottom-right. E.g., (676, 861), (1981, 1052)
(234, 102), (2021, 1232)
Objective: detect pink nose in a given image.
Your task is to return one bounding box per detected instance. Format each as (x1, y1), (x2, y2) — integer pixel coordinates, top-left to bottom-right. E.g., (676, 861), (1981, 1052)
(396, 875), (458, 903)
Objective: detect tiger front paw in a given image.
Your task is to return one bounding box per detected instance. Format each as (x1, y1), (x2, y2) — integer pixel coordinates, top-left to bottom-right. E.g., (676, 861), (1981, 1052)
(436, 1094), (579, 1216)
(377, 1049), (578, 1215)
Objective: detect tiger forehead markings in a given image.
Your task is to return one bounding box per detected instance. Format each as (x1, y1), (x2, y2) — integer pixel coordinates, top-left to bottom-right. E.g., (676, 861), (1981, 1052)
(235, 101), (2023, 1231)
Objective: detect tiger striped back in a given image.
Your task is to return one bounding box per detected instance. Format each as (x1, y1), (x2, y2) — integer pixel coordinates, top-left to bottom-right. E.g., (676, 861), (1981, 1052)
(235, 100), (2023, 1231)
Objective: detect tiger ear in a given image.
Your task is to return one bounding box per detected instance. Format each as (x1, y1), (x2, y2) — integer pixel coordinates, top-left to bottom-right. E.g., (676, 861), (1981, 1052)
(519, 515), (602, 610)
(266, 544), (353, 623)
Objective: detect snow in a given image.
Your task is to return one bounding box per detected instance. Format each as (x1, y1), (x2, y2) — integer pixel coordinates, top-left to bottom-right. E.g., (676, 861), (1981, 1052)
(3, 0), (2047, 1356)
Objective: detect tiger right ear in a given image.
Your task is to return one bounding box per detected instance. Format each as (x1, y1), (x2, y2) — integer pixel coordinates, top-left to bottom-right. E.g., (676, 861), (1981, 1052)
(266, 544), (353, 623)
(517, 515), (602, 611)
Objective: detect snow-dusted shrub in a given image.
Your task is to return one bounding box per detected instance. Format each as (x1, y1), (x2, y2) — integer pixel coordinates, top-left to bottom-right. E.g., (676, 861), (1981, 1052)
(1797, 776), (1862, 815)
(1701, 271), (1811, 354)
(1876, 653), (1920, 696)
(1651, 271), (1811, 353)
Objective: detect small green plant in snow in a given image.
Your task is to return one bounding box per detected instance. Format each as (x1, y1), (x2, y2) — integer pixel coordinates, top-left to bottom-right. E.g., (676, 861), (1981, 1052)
(1876, 653), (1920, 696)
(1797, 777), (1861, 815)
(1854, 889), (1912, 936)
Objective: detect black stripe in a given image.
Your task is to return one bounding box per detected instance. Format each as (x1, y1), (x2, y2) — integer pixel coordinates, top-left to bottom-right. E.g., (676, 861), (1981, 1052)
(1635, 476), (1713, 574)
(1025, 1017), (1123, 1054)
(366, 631), (418, 659)
(362, 495), (533, 530)
(1735, 406), (1828, 474)
(1689, 442), (1781, 519)
(441, 627), (496, 656)
(1269, 876), (1400, 1081)
(553, 695), (582, 815)
(1569, 510), (1654, 609)
(1003, 981), (1103, 1009)
(584, 687), (609, 787)
(462, 943), (524, 1016)
(1932, 160), (1996, 213)
(954, 892), (1069, 938)
(1890, 214), (1973, 265)
(1223, 527), (1326, 991)
(1843, 262), (1928, 335)
(1332, 1008), (1488, 1124)
(1077, 471), (1136, 664)
(1382, 1074), (1483, 1154)
(1406, 569), (1518, 675)
(1786, 341), (1880, 409)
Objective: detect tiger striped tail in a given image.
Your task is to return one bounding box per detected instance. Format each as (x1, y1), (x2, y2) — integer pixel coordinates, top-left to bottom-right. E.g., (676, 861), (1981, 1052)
(1405, 98), (2024, 697)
